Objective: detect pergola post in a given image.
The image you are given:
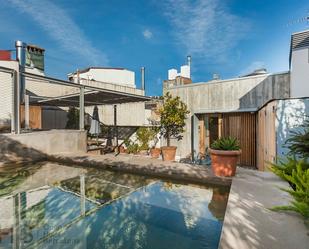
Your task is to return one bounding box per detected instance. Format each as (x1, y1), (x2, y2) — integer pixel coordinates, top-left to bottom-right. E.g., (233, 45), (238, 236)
(79, 86), (85, 130)
(25, 94), (30, 130)
(114, 105), (118, 147)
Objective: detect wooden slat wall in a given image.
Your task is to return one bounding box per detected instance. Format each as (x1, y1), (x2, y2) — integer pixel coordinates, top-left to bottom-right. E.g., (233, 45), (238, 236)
(222, 112), (257, 167)
(20, 105), (42, 129)
(257, 101), (277, 171)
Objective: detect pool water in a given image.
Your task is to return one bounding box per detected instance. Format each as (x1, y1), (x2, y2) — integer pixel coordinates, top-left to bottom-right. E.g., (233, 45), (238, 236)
(0, 162), (229, 249)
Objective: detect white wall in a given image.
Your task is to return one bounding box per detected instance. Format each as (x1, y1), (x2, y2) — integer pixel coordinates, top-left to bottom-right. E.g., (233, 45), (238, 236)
(276, 98), (309, 157)
(290, 48), (309, 98)
(76, 68), (136, 88)
(0, 61), (18, 130)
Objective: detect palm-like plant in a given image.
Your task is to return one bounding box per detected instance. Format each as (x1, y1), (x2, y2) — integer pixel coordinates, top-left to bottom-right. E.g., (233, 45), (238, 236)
(285, 118), (309, 158)
(211, 137), (240, 151)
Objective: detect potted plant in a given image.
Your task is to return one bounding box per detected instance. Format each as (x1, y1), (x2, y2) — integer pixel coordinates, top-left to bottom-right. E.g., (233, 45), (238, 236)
(124, 139), (139, 154)
(136, 127), (152, 156)
(150, 146), (161, 158)
(209, 137), (241, 177)
(159, 92), (189, 161)
(149, 127), (160, 158)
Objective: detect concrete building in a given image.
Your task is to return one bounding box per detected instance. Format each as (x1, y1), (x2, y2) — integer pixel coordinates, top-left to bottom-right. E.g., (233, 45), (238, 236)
(163, 56), (192, 89)
(164, 30), (309, 168)
(0, 41), (153, 134)
(68, 67), (136, 88)
(67, 67), (148, 126)
(290, 29), (309, 98)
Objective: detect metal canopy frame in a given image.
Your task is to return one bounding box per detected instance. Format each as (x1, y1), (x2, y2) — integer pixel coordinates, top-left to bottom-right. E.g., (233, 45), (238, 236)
(18, 71), (150, 132)
(24, 72), (151, 106)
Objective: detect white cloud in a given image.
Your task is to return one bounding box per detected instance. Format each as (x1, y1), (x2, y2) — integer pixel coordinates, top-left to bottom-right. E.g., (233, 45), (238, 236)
(7, 0), (108, 65)
(162, 0), (249, 61)
(143, 29), (153, 39)
(239, 61), (266, 76)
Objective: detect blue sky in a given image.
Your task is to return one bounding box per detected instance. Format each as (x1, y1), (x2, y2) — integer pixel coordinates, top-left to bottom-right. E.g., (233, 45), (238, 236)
(1, 0), (309, 96)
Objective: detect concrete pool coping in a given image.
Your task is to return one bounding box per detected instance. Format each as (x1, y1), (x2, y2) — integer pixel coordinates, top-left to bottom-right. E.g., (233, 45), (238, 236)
(218, 167), (309, 249)
(48, 153), (232, 187)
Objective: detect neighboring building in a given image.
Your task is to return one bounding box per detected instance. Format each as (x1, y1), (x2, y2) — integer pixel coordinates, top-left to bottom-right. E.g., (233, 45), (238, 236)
(163, 56), (192, 90)
(68, 67), (136, 88)
(289, 29), (309, 98)
(0, 41), (152, 132)
(164, 30), (309, 168)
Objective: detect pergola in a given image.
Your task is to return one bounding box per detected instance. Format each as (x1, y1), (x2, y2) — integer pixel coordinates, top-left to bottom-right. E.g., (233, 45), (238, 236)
(24, 72), (151, 130)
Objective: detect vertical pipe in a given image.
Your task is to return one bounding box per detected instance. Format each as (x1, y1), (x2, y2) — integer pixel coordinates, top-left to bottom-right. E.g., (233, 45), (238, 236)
(11, 71), (16, 133)
(78, 69), (85, 130)
(187, 55), (191, 68)
(15, 41), (26, 134)
(79, 86), (85, 130)
(114, 105), (118, 147)
(15, 70), (21, 134)
(141, 67), (145, 91)
(15, 41), (26, 104)
(191, 115), (194, 162)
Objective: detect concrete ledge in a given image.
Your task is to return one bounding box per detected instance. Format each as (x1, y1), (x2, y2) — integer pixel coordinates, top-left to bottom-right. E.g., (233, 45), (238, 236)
(0, 130), (87, 165)
(48, 153), (232, 187)
(219, 168), (309, 249)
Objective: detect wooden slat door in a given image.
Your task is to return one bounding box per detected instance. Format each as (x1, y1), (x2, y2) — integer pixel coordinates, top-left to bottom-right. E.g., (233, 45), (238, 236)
(257, 101), (277, 171)
(222, 112), (257, 167)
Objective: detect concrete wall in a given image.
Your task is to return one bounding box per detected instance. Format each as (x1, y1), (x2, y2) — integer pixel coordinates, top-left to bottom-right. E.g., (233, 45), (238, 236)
(290, 48), (309, 98)
(0, 61), (18, 130)
(166, 72), (290, 159)
(276, 98), (309, 157)
(0, 130), (87, 165)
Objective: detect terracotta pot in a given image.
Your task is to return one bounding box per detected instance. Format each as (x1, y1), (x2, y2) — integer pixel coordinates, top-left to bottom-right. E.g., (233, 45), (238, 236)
(150, 148), (161, 158)
(161, 146), (177, 161)
(209, 149), (241, 177)
(119, 146), (126, 153)
(139, 150), (149, 156)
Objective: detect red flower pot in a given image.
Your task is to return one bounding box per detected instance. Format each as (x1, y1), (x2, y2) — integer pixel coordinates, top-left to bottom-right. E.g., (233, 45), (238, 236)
(209, 149), (241, 177)
(161, 146), (177, 161)
(150, 148), (161, 158)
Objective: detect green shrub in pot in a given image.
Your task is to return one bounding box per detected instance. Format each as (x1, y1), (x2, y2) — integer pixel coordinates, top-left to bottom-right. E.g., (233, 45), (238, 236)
(211, 137), (240, 151)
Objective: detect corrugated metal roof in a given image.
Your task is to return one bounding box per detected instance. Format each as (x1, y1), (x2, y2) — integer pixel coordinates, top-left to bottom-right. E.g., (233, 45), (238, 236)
(289, 29), (309, 68)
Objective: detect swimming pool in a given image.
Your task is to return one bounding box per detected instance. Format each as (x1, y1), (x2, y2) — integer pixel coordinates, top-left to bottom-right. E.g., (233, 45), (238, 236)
(0, 162), (229, 249)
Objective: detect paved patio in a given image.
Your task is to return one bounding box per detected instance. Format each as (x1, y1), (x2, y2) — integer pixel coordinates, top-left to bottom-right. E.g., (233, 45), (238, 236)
(48, 153), (232, 186)
(219, 168), (309, 249)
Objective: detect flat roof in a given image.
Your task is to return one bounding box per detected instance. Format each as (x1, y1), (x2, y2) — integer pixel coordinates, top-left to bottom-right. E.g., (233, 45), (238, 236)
(166, 71), (290, 90)
(194, 108), (258, 114)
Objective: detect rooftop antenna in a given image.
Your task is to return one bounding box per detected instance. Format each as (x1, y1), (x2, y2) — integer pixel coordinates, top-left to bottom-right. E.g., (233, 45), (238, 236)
(286, 11), (309, 27)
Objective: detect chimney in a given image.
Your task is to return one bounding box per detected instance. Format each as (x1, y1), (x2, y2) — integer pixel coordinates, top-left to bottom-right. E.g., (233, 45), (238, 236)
(213, 73), (220, 80)
(187, 55), (191, 68)
(15, 40), (27, 103)
(141, 67), (145, 90)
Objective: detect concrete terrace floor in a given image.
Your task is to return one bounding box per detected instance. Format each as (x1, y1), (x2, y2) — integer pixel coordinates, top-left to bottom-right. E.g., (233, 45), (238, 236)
(48, 153), (232, 186)
(219, 168), (309, 249)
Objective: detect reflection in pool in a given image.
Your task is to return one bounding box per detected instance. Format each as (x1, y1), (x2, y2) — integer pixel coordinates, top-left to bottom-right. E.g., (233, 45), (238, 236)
(0, 162), (229, 249)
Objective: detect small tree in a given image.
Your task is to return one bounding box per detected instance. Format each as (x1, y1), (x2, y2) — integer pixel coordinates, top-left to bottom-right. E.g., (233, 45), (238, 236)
(159, 92), (189, 146)
(66, 107), (79, 129)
